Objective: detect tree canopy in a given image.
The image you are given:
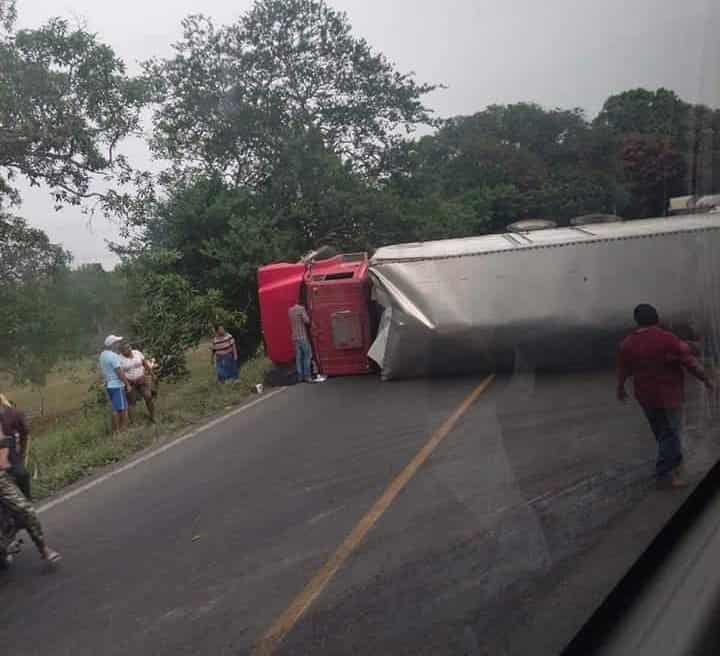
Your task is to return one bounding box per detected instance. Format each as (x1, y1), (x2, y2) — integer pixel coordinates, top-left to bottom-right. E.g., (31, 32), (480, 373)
(144, 0), (437, 186)
(0, 3), (146, 209)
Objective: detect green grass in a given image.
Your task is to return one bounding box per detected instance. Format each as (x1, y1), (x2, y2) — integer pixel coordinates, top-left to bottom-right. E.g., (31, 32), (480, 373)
(1, 359), (98, 423)
(2, 344), (227, 420)
(24, 353), (271, 499)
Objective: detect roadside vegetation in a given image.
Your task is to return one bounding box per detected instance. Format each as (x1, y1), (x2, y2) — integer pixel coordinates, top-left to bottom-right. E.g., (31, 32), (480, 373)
(7, 349), (270, 500)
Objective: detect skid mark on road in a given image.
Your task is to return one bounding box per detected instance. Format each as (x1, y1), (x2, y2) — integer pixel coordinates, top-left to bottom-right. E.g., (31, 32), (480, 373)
(252, 375), (496, 655)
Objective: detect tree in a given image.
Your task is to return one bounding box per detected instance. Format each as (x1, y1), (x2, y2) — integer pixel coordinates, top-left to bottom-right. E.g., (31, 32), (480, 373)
(0, 0), (16, 33)
(122, 251), (243, 380)
(592, 88), (720, 202)
(144, 0), (437, 186)
(459, 103), (592, 166)
(0, 282), (70, 384)
(387, 103), (617, 232)
(0, 213), (70, 282)
(399, 120), (546, 198)
(619, 133), (687, 217)
(596, 88), (691, 145)
(142, 177), (295, 286)
(0, 217), (132, 384)
(136, 176), (298, 353)
(517, 170), (616, 221)
(58, 264), (131, 346)
(0, 6), (146, 208)
(259, 128), (411, 250)
(0, 216), (75, 383)
(685, 104), (720, 197)
(126, 0), (440, 352)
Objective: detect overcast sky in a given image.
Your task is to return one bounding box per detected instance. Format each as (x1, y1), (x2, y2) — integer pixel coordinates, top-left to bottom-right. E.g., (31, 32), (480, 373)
(15, 0), (720, 268)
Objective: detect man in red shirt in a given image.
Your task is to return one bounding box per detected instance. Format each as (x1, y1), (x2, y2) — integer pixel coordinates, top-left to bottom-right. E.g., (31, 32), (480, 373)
(617, 304), (714, 488)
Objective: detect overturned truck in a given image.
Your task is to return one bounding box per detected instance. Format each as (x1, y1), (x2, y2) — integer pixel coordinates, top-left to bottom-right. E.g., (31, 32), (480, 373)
(258, 214), (720, 380)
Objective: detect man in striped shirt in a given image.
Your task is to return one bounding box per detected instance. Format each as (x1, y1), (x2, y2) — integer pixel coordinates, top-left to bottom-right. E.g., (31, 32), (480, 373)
(211, 324), (239, 383)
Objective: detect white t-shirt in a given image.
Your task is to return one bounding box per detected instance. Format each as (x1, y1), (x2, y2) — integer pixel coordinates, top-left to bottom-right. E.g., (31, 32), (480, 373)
(121, 349), (146, 382)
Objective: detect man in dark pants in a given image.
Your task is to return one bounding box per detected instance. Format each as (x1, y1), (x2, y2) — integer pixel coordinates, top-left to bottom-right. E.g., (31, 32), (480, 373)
(0, 423), (60, 563)
(617, 304), (714, 488)
(0, 394), (31, 499)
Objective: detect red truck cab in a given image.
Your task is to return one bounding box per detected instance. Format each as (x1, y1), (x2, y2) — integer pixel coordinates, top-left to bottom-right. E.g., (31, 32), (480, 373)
(257, 253), (372, 377)
(305, 253), (372, 377)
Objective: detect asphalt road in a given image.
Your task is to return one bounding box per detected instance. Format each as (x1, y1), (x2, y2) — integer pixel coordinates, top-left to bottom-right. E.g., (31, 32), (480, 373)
(1, 371), (718, 656)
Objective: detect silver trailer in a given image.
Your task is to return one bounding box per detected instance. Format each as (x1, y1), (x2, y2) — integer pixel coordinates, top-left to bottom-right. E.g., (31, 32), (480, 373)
(368, 214), (720, 380)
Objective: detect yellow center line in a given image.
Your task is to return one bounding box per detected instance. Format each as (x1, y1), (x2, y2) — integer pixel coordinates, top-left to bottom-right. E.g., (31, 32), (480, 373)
(252, 374), (496, 655)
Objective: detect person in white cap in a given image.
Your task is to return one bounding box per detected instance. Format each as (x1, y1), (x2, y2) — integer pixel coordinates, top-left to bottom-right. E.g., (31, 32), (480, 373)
(99, 335), (132, 433)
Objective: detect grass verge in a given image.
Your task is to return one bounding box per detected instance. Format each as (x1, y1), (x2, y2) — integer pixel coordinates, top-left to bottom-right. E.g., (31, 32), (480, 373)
(28, 355), (272, 500)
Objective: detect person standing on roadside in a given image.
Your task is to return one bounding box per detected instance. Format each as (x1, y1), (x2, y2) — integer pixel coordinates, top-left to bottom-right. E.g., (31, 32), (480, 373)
(0, 394), (31, 499)
(100, 335), (132, 433)
(288, 299), (313, 383)
(617, 304), (714, 488)
(211, 324), (239, 383)
(0, 420), (60, 563)
(119, 342), (156, 423)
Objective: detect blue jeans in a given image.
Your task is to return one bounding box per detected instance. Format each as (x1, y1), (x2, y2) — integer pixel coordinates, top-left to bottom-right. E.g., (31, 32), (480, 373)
(642, 407), (683, 480)
(294, 338), (312, 381)
(216, 354), (239, 383)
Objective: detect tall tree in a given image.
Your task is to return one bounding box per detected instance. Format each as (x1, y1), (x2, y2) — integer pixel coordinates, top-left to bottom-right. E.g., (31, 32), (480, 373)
(594, 88), (710, 204)
(132, 0), (439, 353)
(595, 88), (691, 146)
(144, 0), (438, 186)
(0, 5), (146, 208)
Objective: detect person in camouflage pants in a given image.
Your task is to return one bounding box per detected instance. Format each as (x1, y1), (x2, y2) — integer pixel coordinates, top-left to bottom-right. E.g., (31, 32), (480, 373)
(0, 435), (60, 562)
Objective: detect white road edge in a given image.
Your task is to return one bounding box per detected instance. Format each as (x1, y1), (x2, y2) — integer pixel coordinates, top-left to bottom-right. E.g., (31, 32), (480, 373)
(37, 387), (288, 514)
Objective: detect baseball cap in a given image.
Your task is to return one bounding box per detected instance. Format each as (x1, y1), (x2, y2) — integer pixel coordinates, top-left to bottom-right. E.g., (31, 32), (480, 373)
(104, 334), (124, 348)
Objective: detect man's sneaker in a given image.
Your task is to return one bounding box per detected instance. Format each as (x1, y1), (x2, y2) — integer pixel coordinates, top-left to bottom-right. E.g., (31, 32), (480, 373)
(670, 475), (688, 489)
(657, 476), (688, 490)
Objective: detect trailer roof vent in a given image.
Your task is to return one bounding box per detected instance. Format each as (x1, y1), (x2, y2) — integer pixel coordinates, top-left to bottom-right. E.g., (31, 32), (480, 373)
(507, 219), (557, 233)
(570, 214), (622, 226)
